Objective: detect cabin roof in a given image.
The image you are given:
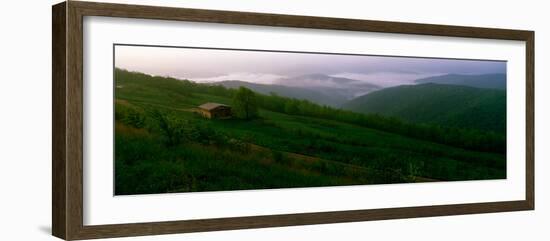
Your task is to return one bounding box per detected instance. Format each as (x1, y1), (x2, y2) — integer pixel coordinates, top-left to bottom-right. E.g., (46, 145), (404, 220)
(198, 102), (230, 111)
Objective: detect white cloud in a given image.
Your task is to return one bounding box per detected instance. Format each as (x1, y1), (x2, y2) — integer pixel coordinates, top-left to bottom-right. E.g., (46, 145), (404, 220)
(190, 72), (287, 85)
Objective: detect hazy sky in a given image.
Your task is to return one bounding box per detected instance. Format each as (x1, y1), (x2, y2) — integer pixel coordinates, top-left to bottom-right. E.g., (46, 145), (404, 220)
(115, 45), (506, 87)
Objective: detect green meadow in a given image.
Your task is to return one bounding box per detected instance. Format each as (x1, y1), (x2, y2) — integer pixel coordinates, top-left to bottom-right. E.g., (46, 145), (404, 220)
(114, 69), (506, 195)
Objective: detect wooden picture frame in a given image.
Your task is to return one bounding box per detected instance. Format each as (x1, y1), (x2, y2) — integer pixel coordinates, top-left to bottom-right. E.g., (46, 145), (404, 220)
(52, 1), (534, 240)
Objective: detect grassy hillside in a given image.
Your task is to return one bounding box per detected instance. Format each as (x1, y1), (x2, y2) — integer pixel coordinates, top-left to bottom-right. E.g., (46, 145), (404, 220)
(114, 69), (506, 195)
(342, 83), (506, 133)
(414, 73), (506, 90)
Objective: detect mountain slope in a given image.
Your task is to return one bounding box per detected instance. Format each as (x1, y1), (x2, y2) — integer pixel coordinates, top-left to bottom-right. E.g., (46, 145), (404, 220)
(342, 83), (506, 133)
(213, 80), (349, 107)
(276, 73), (378, 87)
(414, 73), (506, 90)
(275, 74), (380, 99)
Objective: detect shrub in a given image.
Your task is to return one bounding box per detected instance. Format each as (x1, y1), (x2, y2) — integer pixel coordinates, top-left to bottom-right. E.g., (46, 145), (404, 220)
(227, 138), (250, 153)
(149, 110), (190, 146)
(115, 104), (146, 128)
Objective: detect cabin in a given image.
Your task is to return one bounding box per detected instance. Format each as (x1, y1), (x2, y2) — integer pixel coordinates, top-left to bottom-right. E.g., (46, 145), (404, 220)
(197, 102), (232, 119)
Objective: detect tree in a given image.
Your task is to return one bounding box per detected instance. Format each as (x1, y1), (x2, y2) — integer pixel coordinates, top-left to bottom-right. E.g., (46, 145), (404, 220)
(232, 87), (259, 120)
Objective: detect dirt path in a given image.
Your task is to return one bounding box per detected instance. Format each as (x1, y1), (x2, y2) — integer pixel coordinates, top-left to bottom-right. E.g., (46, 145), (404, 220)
(247, 142), (439, 183)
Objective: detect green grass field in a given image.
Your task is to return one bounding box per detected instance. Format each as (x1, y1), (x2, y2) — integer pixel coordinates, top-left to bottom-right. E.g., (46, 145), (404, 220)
(114, 69), (506, 195)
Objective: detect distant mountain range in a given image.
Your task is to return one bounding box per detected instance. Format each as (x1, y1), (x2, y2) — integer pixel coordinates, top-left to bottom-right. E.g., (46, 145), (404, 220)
(276, 73), (377, 88)
(212, 74), (381, 107)
(342, 83), (506, 133)
(414, 73), (506, 90)
(275, 74), (380, 99)
(212, 80), (347, 106)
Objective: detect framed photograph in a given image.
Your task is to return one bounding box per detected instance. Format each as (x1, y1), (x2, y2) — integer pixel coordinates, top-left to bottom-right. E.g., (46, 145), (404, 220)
(52, 1), (534, 240)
